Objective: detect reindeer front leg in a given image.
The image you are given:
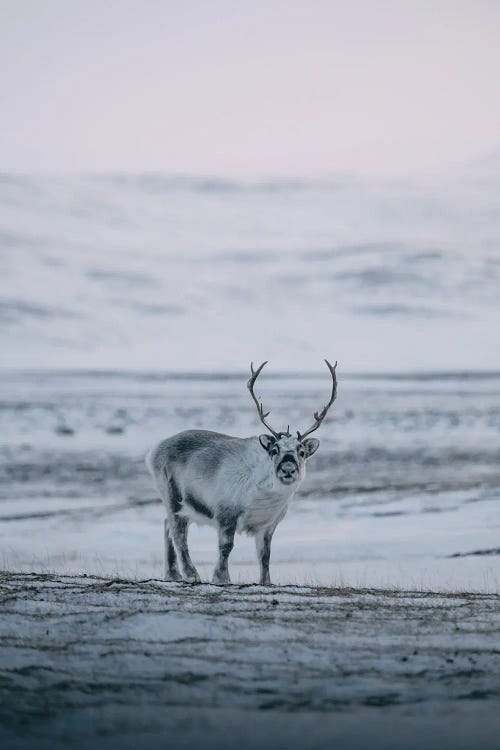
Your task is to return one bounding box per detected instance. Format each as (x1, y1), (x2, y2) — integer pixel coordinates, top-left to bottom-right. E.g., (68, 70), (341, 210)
(213, 518), (237, 585)
(255, 526), (275, 585)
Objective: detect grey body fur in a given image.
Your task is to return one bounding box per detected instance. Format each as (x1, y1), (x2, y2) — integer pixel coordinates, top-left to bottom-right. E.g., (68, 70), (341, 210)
(146, 429), (319, 585)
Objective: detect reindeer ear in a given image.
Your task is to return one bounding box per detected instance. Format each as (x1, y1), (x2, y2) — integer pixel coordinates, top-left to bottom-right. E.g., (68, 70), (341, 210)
(259, 434), (277, 452)
(302, 438), (320, 457)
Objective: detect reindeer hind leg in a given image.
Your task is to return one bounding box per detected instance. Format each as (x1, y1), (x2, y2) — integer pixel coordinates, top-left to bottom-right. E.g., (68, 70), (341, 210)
(164, 518), (182, 581)
(164, 475), (201, 583)
(170, 512), (201, 583)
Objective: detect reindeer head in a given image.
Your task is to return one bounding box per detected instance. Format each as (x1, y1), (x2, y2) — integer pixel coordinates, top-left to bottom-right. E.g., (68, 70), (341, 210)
(247, 360), (337, 486)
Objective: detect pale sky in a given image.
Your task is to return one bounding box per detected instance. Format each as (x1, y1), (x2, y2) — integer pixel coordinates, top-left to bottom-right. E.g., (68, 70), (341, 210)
(1, 0), (499, 176)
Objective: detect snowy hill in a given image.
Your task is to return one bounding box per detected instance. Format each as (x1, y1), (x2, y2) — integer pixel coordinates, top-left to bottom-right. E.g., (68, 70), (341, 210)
(1, 173), (499, 372)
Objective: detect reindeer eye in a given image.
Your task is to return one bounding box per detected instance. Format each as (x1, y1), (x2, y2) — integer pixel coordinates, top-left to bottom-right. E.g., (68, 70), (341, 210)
(298, 448), (305, 458)
(270, 447), (279, 457)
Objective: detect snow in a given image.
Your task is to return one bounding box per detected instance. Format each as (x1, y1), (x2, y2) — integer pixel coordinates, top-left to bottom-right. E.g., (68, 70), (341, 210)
(0, 370), (498, 593)
(1, 173), (499, 372)
(1, 171), (499, 747)
(0, 572), (498, 749)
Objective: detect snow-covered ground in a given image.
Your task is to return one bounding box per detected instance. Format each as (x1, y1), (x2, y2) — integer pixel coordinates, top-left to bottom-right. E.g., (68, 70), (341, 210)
(1, 172), (499, 748)
(0, 370), (498, 592)
(0, 572), (498, 750)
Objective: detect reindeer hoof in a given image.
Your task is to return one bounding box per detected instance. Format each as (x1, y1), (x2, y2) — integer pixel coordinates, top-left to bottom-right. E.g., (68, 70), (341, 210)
(184, 570), (201, 584)
(164, 572), (183, 582)
(212, 572), (231, 585)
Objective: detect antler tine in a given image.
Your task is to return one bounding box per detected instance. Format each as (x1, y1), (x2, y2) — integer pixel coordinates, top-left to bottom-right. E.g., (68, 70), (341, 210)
(297, 359), (338, 440)
(247, 361), (281, 439)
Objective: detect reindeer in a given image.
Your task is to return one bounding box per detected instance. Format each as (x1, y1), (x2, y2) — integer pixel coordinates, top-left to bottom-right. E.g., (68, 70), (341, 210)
(146, 360), (337, 585)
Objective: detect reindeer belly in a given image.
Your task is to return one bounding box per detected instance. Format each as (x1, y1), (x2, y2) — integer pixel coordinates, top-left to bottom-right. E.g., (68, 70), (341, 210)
(238, 492), (289, 534)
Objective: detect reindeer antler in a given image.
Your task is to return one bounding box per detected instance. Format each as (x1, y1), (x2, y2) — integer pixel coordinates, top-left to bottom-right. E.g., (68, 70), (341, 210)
(297, 359), (338, 440)
(247, 361), (282, 439)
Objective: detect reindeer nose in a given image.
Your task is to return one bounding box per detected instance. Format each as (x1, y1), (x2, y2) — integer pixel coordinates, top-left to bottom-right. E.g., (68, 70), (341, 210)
(282, 462), (297, 477)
